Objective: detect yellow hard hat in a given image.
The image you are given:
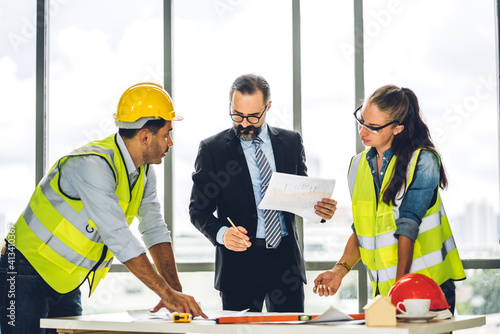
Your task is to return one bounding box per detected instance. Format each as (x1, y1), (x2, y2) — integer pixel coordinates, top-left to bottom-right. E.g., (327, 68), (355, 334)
(114, 82), (183, 128)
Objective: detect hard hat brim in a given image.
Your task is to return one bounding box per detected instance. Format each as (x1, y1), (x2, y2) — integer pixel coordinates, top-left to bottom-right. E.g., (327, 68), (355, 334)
(116, 115), (184, 129)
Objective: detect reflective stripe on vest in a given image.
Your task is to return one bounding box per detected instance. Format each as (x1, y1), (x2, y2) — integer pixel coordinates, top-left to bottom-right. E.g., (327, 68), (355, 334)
(348, 148), (465, 296)
(357, 203), (445, 250)
(10, 134), (145, 295)
(39, 167), (98, 242)
(22, 204), (109, 271)
(366, 235), (458, 284)
(348, 153), (362, 199)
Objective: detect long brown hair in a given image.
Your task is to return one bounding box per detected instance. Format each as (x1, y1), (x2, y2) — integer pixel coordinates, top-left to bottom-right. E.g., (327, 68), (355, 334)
(366, 85), (447, 205)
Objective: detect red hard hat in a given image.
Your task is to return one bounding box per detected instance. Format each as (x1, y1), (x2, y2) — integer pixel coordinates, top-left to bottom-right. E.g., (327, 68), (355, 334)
(388, 273), (450, 310)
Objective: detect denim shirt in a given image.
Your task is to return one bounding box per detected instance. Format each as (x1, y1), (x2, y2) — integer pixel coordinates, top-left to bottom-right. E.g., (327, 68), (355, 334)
(353, 147), (440, 242)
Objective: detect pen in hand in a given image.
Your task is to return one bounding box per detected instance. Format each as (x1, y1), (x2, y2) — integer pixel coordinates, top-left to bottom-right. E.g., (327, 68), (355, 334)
(227, 217), (249, 247)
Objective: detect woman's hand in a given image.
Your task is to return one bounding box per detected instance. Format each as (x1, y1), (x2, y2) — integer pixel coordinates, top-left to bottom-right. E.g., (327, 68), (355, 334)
(313, 269), (344, 297)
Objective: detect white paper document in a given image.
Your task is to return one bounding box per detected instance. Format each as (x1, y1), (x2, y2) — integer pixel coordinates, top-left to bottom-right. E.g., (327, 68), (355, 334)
(306, 305), (355, 324)
(258, 173), (336, 223)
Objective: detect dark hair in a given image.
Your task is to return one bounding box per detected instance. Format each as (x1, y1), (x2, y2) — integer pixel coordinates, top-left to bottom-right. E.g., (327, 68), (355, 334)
(118, 118), (167, 139)
(229, 74), (271, 105)
(366, 85), (448, 205)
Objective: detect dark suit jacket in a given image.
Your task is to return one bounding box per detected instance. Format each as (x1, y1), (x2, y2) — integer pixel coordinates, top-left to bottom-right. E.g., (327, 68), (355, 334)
(189, 125), (307, 291)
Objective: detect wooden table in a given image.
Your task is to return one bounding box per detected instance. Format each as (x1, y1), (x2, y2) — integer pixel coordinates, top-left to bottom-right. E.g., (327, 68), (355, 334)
(40, 312), (486, 334)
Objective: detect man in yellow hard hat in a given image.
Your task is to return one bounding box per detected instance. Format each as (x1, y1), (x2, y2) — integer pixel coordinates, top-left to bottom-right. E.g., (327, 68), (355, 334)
(0, 83), (206, 334)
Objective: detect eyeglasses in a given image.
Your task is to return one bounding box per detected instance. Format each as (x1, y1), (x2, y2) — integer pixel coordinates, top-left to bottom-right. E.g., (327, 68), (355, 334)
(353, 105), (399, 134)
(229, 103), (268, 124)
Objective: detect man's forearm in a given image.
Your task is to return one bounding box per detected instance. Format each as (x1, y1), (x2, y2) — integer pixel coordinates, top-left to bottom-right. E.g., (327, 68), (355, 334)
(149, 242), (182, 292)
(124, 250), (206, 318)
(123, 253), (173, 299)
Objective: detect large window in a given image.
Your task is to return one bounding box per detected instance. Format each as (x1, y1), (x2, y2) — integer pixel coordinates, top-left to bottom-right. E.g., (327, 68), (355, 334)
(47, 0), (164, 248)
(300, 0), (356, 263)
(172, 0), (293, 262)
(362, 0), (500, 321)
(2, 1), (499, 327)
(48, 0), (163, 167)
(363, 0), (499, 259)
(0, 1), (37, 235)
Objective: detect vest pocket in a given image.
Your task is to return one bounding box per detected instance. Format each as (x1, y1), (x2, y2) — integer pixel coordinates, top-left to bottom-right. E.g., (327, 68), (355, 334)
(375, 211), (397, 235)
(53, 220), (95, 258)
(36, 221), (96, 274)
(37, 241), (80, 274)
(353, 200), (375, 235)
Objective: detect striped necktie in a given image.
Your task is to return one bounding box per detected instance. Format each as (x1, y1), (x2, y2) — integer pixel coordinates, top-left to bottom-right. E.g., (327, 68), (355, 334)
(253, 138), (281, 248)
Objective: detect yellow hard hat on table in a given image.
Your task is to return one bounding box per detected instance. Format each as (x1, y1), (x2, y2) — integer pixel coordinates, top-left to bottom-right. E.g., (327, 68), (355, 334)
(114, 82), (183, 129)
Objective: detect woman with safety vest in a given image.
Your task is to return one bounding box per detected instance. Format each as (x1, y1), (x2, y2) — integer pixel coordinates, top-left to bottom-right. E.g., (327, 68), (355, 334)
(313, 85), (465, 313)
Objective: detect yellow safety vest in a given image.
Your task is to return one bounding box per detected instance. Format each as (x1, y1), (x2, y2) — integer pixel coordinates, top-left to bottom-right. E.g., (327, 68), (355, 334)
(8, 134), (147, 295)
(348, 148), (465, 296)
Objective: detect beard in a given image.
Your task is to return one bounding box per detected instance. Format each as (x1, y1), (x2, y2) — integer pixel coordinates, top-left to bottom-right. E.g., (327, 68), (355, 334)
(232, 123), (263, 141)
(142, 138), (168, 164)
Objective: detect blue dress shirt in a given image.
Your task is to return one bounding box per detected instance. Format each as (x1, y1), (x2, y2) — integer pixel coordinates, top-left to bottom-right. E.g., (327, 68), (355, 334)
(59, 134), (171, 263)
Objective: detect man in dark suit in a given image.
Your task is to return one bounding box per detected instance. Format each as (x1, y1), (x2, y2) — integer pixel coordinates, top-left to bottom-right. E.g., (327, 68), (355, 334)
(189, 74), (337, 312)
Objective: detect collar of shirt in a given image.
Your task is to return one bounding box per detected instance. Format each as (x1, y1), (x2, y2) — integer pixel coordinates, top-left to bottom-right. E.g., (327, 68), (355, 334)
(366, 146), (394, 201)
(365, 146), (393, 161)
(116, 134), (141, 180)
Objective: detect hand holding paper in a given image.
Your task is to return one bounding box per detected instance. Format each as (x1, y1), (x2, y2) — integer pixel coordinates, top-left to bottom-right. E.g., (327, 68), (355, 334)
(315, 197), (338, 221)
(258, 173), (336, 223)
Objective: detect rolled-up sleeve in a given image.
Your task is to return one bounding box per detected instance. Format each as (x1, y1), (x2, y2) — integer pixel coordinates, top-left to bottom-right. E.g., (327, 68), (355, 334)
(395, 150), (440, 242)
(137, 166), (172, 248)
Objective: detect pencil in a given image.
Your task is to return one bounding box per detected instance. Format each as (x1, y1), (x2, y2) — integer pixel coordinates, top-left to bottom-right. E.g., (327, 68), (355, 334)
(227, 217), (249, 247)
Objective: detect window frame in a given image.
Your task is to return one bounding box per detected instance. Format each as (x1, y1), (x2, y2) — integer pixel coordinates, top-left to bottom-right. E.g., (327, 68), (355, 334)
(33, 0), (500, 313)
